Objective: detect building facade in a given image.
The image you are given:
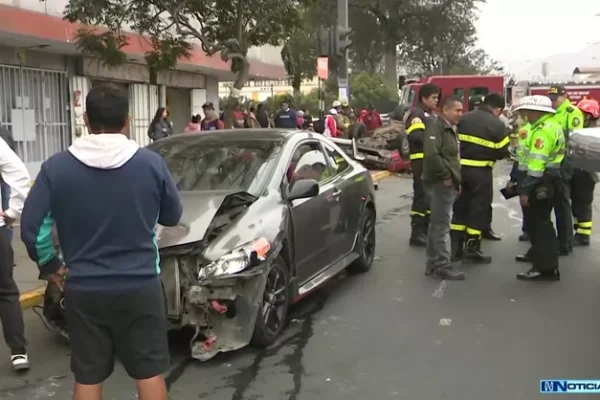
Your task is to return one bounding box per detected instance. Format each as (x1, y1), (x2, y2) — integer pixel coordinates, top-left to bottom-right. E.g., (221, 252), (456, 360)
(219, 77), (320, 102)
(0, 0), (284, 178)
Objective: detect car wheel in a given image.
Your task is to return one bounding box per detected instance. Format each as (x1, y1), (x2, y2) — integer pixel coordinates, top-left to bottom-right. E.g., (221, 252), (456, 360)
(250, 255), (290, 348)
(399, 133), (410, 161)
(347, 207), (376, 274)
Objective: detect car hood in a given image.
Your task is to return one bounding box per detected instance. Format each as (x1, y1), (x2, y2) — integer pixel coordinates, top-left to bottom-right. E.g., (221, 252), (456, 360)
(156, 192), (230, 248)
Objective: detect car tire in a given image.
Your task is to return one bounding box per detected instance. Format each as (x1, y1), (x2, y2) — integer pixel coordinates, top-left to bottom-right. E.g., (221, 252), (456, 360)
(399, 132), (410, 161)
(347, 207), (376, 274)
(250, 255), (290, 348)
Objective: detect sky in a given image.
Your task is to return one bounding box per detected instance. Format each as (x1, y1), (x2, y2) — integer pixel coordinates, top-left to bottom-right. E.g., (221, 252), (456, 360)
(475, 0), (600, 68)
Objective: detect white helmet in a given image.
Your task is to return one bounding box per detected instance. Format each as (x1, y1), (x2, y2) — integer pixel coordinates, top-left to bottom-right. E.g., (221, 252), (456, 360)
(332, 100), (342, 108)
(297, 150), (326, 169)
(512, 95), (556, 114)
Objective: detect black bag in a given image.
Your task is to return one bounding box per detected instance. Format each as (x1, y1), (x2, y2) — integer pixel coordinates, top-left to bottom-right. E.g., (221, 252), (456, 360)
(313, 118), (325, 134)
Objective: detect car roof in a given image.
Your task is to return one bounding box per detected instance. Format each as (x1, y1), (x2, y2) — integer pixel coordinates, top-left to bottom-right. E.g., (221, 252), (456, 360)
(171, 129), (299, 141)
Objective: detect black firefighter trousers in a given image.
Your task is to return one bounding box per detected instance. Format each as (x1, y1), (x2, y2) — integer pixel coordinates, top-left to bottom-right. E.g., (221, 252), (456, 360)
(571, 168), (596, 237)
(0, 226), (27, 354)
(411, 159), (430, 219)
(451, 166), (493, 237)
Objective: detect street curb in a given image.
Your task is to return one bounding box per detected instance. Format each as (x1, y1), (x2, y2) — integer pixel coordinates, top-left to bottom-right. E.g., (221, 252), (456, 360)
(20, 285), (45, 310)
(370, 170), (392, 181)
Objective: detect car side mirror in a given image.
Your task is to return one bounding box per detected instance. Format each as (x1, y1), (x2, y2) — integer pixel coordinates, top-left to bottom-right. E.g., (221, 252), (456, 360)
(287, 179), (319, 201)
(351, 138), (366, 161)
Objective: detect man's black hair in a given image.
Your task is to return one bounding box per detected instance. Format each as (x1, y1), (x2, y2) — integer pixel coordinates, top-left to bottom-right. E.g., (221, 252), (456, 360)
(441, 95), (462, 110)
(86, 83), (129, 133)
(418, 84), (440, 102)
(483, 93), (505, 109)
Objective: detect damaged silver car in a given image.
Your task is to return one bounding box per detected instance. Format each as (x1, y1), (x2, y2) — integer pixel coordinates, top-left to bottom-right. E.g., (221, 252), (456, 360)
(39, 129), (377, 361)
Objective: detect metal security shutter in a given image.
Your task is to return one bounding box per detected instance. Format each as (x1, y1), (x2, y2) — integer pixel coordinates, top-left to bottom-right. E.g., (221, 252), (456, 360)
(0, 65), (70, 179)
(130, 84), (158, 147)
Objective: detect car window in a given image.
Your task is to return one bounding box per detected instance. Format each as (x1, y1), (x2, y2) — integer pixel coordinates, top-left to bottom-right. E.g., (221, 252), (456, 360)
(286, 142), (332, 185)
(470, 87), (489, 97)
(323, 143), (350, 176)
(454, 87), (465, 102)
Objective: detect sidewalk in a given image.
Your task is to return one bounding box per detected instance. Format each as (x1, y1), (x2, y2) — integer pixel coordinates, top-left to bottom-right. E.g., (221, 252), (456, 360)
(13, 226), (46, 309)
(14, 169), (394, 310)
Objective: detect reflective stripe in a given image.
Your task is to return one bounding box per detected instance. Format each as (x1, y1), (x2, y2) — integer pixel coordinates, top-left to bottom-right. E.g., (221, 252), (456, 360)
(410, 211), (427, 217)
(578, 221), (592, 228)
(517, 165), (528, 171)
(577, 227), (592, 236)
(426, 209), (431, 214)
(546, 163), (561, 169)
(410, 153), (424, 160)
(458, 134), (509, 149)
(466, 227), (482, 236)
(529, 153), (548, 161)
(460, 158), (495, 167)
(527, 169), (544, 177)
(407, 123), (425, 134)
(451, 224), (466, 231)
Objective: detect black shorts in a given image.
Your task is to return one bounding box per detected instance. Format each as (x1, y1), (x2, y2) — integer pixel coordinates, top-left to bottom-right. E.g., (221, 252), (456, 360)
(64, 277), (170, 384)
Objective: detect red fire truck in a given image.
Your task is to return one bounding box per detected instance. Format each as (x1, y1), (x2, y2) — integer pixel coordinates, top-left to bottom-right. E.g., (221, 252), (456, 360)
(399, 75), (505, 110)
(509, 81), (600, 105)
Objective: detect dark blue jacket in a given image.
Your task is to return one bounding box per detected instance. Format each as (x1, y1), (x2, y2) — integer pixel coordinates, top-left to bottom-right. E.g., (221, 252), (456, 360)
(20, 134), (183, 291)
(274, 109), (298, 129)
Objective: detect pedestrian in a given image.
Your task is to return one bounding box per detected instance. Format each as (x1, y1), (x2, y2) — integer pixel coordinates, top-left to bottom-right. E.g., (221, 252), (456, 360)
(323, 103), (344, 137)
(359, 104), (383, 132)
(0, 124), (17, 244)
(302, 108), (312, 129)
(406, 83), (440, 247)
(183, 114), (202, 133)
(0, 135), (31, 371)
(148, 107), (173, 141)
(273, 100), (298, 129)
(422, 95), (464, 280)
(548, 85), (584, 255)
(513, 95), (564, 281)
(245, 106), (261, 128)
(20, 83), (183, 400)
(256, 103), (270, 128)
(450, 93), (509, 264)
(571, 98), (600, 246)
(201, 102), (225, 131)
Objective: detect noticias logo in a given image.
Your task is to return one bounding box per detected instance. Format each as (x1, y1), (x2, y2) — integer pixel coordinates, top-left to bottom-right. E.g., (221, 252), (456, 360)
(541, 380), (600, 393)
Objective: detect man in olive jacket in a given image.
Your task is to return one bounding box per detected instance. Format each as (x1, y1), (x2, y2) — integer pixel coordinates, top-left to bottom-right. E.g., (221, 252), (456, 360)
(422, 95), (464, 280)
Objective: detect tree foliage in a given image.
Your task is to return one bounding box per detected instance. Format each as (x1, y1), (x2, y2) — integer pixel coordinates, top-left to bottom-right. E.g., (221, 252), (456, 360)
(350, 71), (398, 111)
(348, 6), (385, 73)
(63, 0), (301, 94)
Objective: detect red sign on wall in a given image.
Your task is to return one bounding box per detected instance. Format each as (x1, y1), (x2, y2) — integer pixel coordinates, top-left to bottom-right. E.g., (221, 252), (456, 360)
(317, 57), (328, 80)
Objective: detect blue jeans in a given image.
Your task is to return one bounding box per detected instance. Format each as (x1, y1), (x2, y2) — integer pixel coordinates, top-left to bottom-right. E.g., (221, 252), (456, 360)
(1, 182), (13, 243)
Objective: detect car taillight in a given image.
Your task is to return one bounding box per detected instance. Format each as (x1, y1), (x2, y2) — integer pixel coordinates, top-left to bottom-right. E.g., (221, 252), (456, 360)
(391, 150), (401, 160)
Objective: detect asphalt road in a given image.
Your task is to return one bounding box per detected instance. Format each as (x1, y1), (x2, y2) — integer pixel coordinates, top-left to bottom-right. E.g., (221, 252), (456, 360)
(2, 162), (600, 400)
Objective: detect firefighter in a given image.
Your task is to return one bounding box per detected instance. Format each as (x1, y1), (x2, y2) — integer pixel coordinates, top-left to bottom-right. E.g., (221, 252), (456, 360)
(467, 94), (503, 240)
(450, 93), (509, 263)
(571, 98), (600, 246)
(406, 84), (440, 246)
(514, 95), (564, 281)
(548, 85), (584, 255)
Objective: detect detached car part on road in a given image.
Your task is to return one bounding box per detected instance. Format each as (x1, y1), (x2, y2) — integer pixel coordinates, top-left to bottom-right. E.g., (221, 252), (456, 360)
(39, 129), (377, 361)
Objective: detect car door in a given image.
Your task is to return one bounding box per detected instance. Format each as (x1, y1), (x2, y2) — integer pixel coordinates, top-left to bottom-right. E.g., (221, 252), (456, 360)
(322, 141), (362, 258)
(286, 141), (340, 284)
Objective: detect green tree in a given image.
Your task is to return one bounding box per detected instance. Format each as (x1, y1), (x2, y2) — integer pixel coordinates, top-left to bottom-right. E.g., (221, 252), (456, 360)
(62, 0), (302, 127)
(348, 6), (385, 73)
(350, 71), (398, 112)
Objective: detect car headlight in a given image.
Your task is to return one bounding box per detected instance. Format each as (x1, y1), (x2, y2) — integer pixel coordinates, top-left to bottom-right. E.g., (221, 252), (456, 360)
(198, 237), (271, 280)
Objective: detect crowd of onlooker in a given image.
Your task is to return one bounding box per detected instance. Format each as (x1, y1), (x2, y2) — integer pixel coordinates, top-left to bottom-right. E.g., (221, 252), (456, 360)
(147, 99), (385, 141)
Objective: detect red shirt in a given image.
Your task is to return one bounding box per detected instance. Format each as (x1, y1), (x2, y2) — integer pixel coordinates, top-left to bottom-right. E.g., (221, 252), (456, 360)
(360, 110), (382, 131)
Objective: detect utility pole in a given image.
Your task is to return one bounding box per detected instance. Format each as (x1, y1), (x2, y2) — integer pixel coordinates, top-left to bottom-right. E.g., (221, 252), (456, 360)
(337, 0), (350, 101)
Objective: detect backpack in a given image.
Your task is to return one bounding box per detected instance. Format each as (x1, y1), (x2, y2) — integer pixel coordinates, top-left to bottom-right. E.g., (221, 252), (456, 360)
(313, 118), (326, 134)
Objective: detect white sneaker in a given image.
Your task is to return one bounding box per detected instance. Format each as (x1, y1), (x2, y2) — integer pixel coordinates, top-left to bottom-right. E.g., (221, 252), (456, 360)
(11, 354), (30, 371)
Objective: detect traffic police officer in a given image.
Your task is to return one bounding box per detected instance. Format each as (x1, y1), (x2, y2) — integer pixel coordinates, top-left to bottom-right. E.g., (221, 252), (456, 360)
(468, 94), (503, 241)
(511, 119), (532, 241)
(548, 85), (584, 255)
(406, 83), (440, 246)
(513, 95), (564, 281)
(571, 98), (600, 246)
(450, 93), (509, 263)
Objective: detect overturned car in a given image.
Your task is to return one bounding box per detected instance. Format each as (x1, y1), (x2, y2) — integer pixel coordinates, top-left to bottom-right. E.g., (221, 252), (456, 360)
(40, 129), (377, 361)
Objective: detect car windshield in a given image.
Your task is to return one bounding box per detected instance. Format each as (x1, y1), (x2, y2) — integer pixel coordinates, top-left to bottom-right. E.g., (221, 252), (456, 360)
(149, 136), (284, 196)
(400, 86), (416, 107)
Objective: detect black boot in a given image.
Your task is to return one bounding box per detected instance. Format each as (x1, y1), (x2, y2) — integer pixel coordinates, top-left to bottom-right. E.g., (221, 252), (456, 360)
(432, 266), (465, 280)
(450, 231), (465, 262)
(518, 231), (530, 242)
(483, 228), (502, 241)
(516, 267), (560, 281)
(515, 248), (532, 263)
(574, 233), (590, 246)
(409, 216), (427, 247)
(463, 235), (492, 264)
